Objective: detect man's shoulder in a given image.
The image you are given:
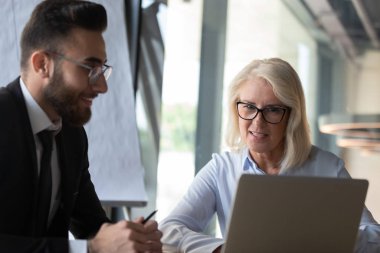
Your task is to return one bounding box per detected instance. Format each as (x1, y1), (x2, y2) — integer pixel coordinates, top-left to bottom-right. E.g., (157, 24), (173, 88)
(0, 85), (12, 100)
(0, 78), (20, 103)
(0, 82), (22, 134)
(0, 84), (18, 114)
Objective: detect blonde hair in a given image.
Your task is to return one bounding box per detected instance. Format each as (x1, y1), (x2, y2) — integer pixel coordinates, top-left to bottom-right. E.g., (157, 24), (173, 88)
(225, 58), (311, 171)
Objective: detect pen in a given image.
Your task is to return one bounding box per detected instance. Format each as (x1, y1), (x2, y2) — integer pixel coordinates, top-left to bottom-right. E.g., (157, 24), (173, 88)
(142, 210), (158, 224)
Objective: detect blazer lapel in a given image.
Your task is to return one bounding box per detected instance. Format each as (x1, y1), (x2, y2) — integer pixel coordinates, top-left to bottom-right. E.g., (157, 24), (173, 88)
(55, 125), (82, 219)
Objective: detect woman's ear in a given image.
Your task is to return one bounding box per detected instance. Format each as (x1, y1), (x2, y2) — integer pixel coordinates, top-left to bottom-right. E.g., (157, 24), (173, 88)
(30, 51), (51, 78)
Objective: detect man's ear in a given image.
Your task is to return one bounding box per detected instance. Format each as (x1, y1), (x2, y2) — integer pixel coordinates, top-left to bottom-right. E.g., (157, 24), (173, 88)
(30, 51), (52, 78)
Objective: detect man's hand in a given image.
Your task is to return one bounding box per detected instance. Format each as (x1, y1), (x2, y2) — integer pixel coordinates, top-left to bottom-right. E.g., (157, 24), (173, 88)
(88, 218), (162, 253)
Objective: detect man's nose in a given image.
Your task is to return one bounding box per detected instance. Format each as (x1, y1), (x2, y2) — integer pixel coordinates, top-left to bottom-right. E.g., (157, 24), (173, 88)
(91, 76), (108, 94)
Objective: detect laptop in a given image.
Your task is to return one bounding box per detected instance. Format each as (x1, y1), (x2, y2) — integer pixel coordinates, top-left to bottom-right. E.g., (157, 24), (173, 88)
(222, 174), (368, 253)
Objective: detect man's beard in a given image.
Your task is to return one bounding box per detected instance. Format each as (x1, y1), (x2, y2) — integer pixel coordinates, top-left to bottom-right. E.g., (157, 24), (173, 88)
(43, 67), (92, 126)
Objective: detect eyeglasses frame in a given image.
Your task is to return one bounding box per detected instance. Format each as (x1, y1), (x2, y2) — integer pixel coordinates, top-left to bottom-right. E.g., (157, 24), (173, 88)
(236, 101), (288, 124)
(46, 51), (112, 85)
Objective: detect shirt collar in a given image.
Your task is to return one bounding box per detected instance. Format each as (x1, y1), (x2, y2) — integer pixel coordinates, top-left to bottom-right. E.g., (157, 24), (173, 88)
(20, 78), (62, 135)
(242, 148), (251, 171)
(241, 147), (266, 175)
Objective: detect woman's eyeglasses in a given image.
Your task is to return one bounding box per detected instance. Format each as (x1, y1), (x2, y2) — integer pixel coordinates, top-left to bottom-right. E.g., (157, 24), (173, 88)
(236, 101), (288, 124)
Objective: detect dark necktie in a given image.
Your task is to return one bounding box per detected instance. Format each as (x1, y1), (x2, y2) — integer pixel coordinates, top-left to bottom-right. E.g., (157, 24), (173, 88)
(37, 130), (53, 234)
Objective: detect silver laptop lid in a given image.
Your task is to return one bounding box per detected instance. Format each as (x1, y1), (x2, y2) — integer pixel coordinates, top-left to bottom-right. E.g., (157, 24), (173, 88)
(222, 174), (368, 253)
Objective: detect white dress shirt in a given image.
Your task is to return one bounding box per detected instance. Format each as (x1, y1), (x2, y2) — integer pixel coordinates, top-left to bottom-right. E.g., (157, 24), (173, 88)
(159, 146), (380, 253)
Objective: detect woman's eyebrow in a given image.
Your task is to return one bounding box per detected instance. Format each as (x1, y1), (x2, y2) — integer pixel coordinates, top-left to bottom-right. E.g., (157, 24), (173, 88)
(240, 100), (284, 107)
(264, 104), (286, 107)
(240, 100), (255, 104)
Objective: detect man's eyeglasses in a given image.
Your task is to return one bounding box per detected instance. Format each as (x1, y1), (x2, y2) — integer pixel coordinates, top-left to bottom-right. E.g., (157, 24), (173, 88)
(47, 51), (112, 85)
(236, 101), (288, 124)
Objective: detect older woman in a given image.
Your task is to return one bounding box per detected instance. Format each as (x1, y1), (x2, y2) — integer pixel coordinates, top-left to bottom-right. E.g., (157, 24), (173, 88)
(159, 58), (380, 252)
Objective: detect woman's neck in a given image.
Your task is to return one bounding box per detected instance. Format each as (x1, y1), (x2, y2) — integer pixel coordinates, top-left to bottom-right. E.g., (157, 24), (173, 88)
(250, 150), (283, 175)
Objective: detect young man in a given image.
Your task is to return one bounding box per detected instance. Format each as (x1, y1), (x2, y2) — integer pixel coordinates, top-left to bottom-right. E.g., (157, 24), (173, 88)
(0, 1), (162, 252)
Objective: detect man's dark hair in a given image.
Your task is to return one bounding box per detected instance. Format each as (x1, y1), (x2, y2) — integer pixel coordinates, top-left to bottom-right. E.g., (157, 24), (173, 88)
(20, 0), (107, 71)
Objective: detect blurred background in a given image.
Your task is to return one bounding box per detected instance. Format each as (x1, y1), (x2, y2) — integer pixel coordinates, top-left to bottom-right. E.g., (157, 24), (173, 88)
(132, 0), (380, 233)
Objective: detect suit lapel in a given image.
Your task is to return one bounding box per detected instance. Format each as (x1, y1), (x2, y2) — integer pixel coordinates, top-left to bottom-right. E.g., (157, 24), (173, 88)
(55, 124), (83, 219)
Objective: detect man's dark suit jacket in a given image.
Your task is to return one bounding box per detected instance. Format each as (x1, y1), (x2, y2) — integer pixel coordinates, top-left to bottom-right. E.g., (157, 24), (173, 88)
(0, 78), (110, 252)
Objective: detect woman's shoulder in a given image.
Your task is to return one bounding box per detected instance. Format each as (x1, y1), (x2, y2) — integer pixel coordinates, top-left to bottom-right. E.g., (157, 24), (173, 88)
(210, 148), (245, 166)
(286, 146), (345, 177)
(303, 145), (345, 173)
(199, 148), (246, 177)
(309, 145), (342, 162)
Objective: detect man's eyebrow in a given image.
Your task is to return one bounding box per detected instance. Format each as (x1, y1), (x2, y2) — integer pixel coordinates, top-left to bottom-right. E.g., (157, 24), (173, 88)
(84, 56), (108, 64)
